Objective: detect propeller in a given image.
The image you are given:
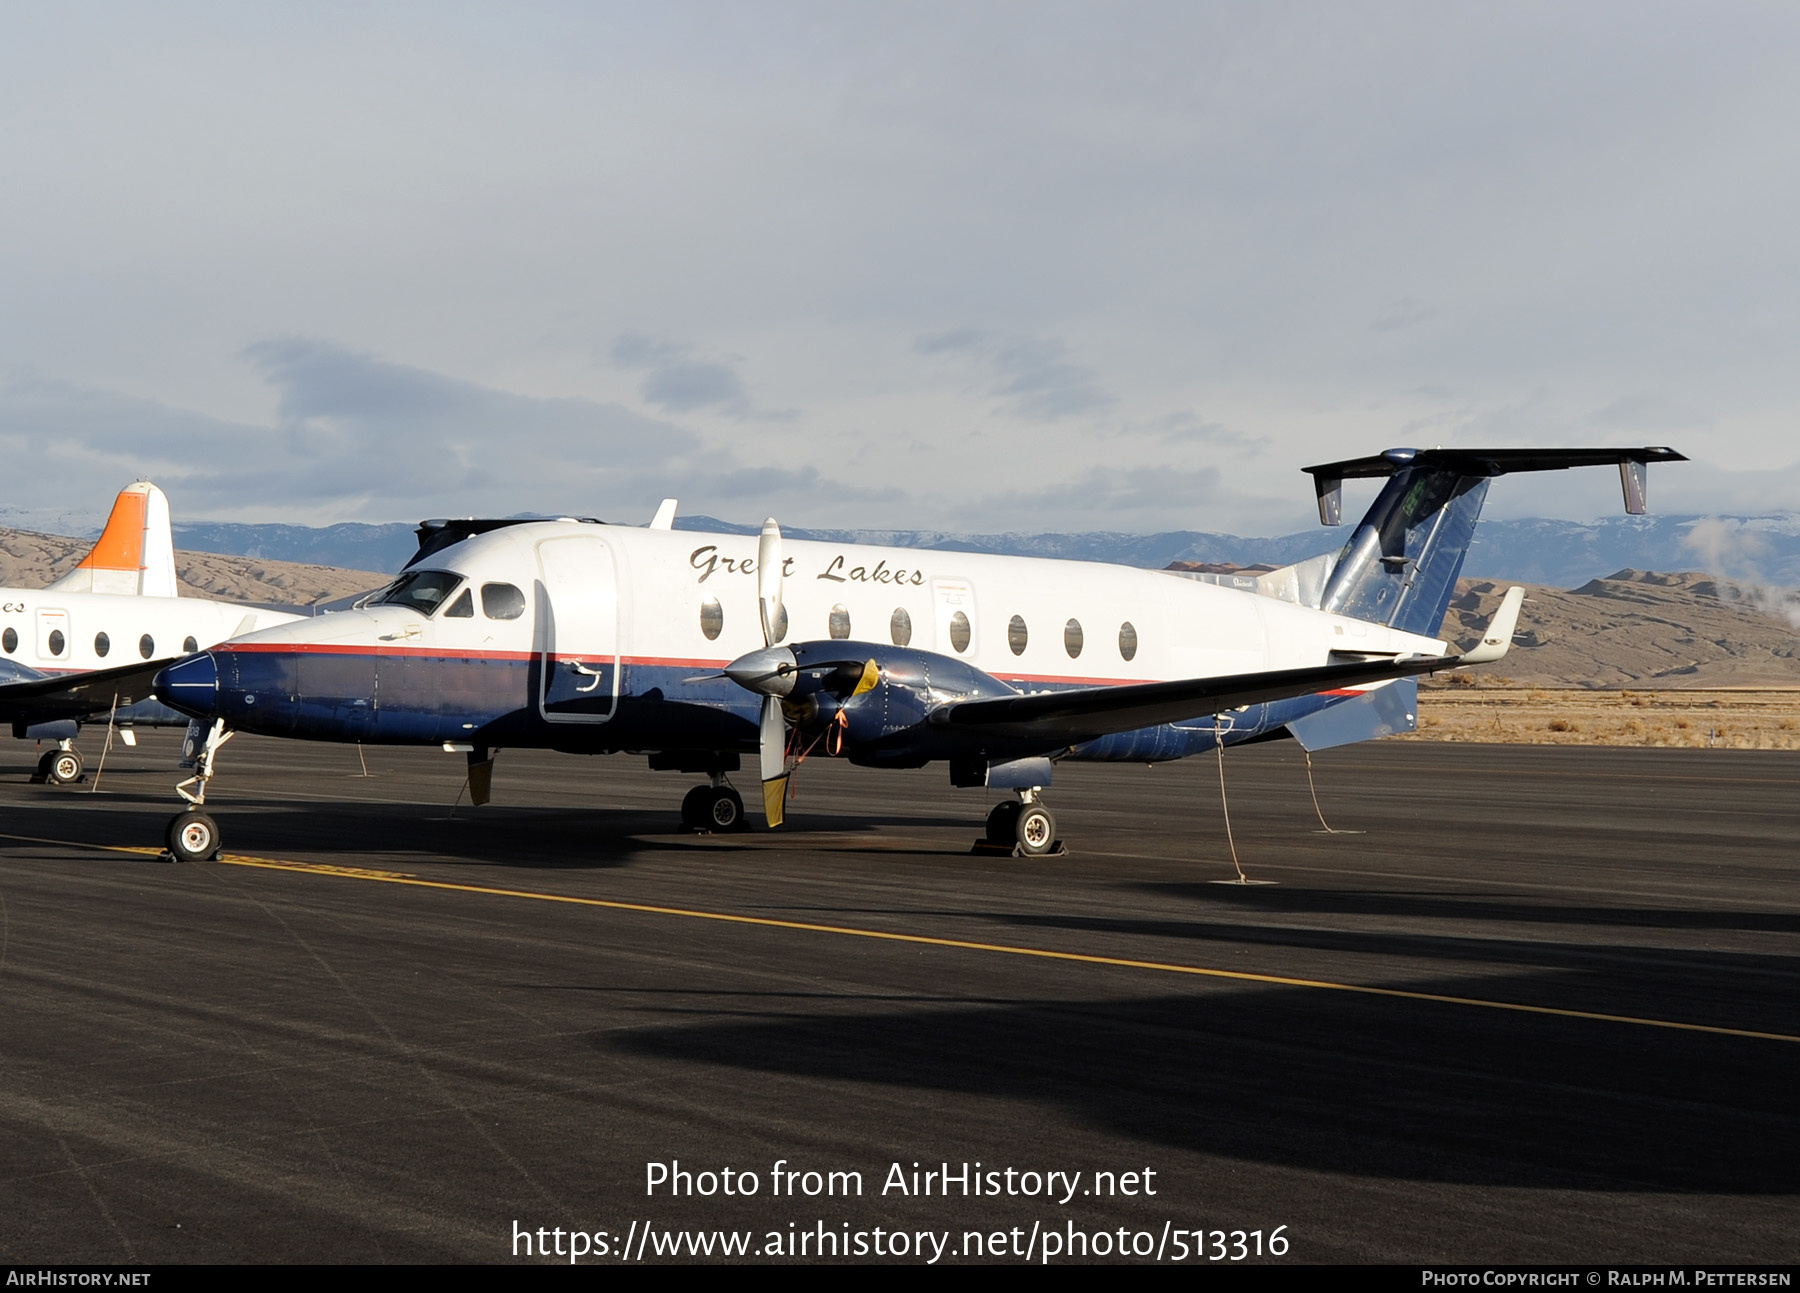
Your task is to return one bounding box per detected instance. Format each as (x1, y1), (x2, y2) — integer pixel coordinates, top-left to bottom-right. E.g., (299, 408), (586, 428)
(755, 517), (789, 826)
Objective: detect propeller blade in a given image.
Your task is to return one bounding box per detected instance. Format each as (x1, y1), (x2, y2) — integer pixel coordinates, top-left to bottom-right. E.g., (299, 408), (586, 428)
(759, 693), (789, 827)
(757, 517), (783, 647)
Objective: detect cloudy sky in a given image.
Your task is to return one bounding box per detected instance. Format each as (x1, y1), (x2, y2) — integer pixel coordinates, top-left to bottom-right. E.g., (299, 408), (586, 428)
(3, 3), (1798, 535)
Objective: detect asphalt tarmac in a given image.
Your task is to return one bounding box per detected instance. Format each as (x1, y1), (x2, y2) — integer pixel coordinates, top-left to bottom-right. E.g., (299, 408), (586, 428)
(1, 730), (1796, 1265)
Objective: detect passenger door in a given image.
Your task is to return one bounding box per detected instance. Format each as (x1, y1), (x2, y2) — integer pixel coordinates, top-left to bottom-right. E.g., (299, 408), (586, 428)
(536, 534), (621, 723)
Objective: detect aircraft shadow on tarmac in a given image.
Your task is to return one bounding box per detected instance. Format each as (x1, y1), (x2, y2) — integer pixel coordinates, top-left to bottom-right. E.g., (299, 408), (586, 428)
(608, 978), (1800, 1194)
(3, 782), (976, 871)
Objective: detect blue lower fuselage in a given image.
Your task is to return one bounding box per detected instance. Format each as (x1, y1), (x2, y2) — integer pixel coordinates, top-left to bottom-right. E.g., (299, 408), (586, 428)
(187, 645), (1395, 766)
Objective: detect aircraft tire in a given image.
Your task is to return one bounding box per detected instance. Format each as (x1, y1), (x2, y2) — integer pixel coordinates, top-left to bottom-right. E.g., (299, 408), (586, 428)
(707, 787), (746, 832)
(1015, 804), (1056, 857)
(680, 785), (711, 829)
(166, 811), (222, 864)
(48, 749), (84, 785)
(985, 800), (1023, 845)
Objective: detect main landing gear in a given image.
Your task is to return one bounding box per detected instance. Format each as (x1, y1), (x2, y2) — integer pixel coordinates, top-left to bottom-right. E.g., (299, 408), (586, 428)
(32, 741), (84, 786)
(680, 775), (747, 833)
(163, 719), (233, 863)
(979, 788), (1063, 858)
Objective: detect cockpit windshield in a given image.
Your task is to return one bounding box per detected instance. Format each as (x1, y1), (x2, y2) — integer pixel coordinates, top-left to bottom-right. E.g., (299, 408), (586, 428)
(374, 570), (464, 616)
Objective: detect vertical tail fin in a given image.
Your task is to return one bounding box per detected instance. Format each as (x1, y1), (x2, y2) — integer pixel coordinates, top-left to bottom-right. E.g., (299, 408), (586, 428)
(45, 482), (179, 598)
(1304, 447), (1685, 636)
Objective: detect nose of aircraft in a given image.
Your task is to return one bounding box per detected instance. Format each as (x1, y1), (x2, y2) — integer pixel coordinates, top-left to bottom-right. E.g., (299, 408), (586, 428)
(154, 651), (219, 717)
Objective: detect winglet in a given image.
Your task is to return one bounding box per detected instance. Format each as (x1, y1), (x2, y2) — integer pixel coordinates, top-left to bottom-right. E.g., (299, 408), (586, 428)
(649, 498), (678, 530)
(45, 482), (179, 597)
(1457, 586), (1524, 665)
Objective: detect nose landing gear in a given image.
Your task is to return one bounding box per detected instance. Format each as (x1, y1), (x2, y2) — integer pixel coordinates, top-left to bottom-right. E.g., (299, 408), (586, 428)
(163, 719), (233, 862)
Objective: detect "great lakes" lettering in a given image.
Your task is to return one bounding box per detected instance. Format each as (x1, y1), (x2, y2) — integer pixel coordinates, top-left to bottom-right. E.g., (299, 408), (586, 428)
(689, 546), (927, 587)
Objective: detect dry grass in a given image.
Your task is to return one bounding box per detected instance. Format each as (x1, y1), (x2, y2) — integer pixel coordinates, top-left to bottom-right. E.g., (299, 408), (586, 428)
(1405, 688), (1800, 749)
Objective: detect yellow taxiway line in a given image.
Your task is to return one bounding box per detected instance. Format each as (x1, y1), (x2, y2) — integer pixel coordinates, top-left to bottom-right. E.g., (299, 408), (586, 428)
(6, 830), (1797, 1045)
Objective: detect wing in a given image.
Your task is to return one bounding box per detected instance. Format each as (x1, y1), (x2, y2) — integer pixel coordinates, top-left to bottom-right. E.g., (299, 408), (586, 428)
(0, 658), (174, 722)
(932, 653), (1456, 745)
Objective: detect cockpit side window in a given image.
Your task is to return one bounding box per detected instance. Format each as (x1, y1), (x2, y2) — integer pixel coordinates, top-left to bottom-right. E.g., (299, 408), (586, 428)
(376, 570), (464, 616)
(443, 589), (475, 619)
(481, 583), (526, 621)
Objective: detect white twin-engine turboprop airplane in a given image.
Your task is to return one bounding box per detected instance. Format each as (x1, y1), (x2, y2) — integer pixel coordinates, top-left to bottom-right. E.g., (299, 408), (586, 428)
(0, 482), (300, 783)
(147, 446), (1683, 863)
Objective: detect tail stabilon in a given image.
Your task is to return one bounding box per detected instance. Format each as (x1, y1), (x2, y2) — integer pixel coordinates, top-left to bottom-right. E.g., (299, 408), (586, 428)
(44, 482), (179, 598)
(1306, 447), (1686, 638)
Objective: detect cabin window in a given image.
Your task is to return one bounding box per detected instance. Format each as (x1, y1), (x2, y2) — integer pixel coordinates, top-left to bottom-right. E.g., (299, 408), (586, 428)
(1007, 615), (1028, 655)
(828, 605), (851, 639)
(773, 604), (789, 642)
(481, 583), (526, 621)
(48, 630), (65, 657)
(890, 607), (912, 646)
(1118, 621), (1138, 661)
(443, 590), (475, 619)
(1064, 618), (1084, 658)
(183, 636), (198, 653)
(94, 632), (111, 658)
(1, 627), (15, 654)
(139, 634), (155, 659)
(700, 597), (723, 640)
(949, 610), (971, 653)
(377, 570), (464, 615)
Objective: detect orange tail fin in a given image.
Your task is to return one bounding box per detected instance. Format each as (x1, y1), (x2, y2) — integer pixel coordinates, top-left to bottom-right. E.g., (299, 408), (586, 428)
(45, 482), (179, 597)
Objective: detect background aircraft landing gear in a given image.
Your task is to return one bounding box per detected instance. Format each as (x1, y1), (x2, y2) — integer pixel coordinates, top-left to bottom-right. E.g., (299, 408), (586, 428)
(36, 744), (85, 785)
(681, 779), (747, 833)
(165, 810), (222, 863)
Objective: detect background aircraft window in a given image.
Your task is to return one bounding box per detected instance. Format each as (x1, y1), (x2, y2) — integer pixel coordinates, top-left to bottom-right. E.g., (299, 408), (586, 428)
(48, 630), (65, 656)
(94, 631), (110, 658)
(1064, 618), (1084, 658)
(1007, 614), (1028, 655)
(443, 589), (474, 618)
(773, 604), (789, 642)
(139, 634), (155, 659)
(379, 570), (464, 616)
(890, 607), (911, 646)
(700, 597), (723, 640)
(1118, 621), (1138, 661)
(183, 636), (198, 653)
(481, 583), (526, 620)
(1, 627), (14, 653)
(949, 610), (971, 653)
(828, 604), (851, 639)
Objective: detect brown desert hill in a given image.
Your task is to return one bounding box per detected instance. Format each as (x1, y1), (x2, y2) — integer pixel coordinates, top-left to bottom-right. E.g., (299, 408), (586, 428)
(0, 527), (390, 608)
(1439, 569), (1800, 689)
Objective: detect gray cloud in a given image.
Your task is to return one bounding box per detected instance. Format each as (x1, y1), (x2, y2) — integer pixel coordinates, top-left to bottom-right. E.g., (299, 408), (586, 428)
(608, 333), (793, 420)
(915, 329), (1115, 421)
(4, 8), (1799, 537)
(1371, 298), (1437, 333)
(1132, 411), (1265, 452)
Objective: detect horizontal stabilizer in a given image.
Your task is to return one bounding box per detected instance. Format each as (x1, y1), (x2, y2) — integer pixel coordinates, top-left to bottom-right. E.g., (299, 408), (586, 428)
(1304, 446), (1686, 526)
